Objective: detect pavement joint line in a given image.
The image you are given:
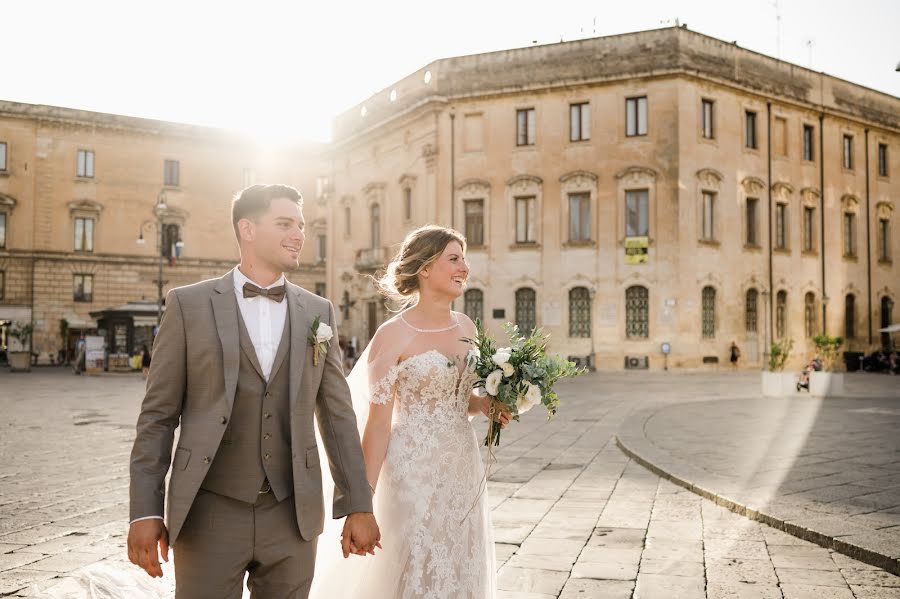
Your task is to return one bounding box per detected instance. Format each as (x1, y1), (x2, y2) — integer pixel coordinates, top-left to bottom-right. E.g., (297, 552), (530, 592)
(614, 433), (900, 577)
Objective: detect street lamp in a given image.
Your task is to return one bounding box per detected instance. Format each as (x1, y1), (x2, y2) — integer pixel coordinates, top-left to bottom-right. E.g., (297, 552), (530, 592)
(761, 288), (771, 371)
(136, 190), (182, 327)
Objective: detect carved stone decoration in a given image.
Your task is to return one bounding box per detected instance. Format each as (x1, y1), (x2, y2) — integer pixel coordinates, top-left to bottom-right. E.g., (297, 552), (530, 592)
(559, 170), (598, 190)
(67, 199), (104, 219)
(841, 194), (860, 211)
(695, 168), (724, 190)
(363, 182), (387, 206)
(398, 174), (418, 188)
(771, 181), (794, 202)
(421, 144), (438, 170)
(875, 200), (894, 220)
(0, 193), (17, 210)
(615, 166), (657, 186)
(741, 176), (766, 195)
(506, 174), (543, 195)
(800, 187), (821, 208)
(457, 178), (490, 197)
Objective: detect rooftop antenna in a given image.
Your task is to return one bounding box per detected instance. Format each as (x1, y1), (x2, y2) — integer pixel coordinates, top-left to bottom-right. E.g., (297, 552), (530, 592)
(772, 0), (782, 58)
(806, 38), (814, 69)
(659, 17), (681, 27)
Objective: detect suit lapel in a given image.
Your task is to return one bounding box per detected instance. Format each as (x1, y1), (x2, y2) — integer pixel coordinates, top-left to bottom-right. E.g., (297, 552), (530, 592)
(211, 270), (240, 415)
(287, 284), (309, 412)
(235, 309), (265, 380)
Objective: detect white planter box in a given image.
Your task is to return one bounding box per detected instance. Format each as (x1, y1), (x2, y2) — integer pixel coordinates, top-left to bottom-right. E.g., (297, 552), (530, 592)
(809, 372), (844, 397)
(8, 351), (31, 372)
(762, 371), (798, 397)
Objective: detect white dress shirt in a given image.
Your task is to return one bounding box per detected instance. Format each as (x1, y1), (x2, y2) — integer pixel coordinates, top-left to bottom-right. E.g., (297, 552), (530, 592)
(130, 268), (288, 525)
(232, 267), (288, 382)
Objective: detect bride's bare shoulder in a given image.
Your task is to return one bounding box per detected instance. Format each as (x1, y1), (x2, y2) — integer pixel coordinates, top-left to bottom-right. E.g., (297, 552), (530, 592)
(368, 316), (405, 350)
(453, 311), (477, 337)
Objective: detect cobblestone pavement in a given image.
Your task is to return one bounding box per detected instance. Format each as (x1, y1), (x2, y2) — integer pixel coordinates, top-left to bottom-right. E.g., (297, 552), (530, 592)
(616, 374), (900, 575)
(1, 368), (898, 598)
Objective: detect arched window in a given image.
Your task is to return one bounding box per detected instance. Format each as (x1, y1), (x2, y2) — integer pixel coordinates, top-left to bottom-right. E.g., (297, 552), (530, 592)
(625, 286), (649, 338)
(464, 289), (484, 324)
(568, 287), (591, 338)
(745, 288), (758, 333)
(776, 290), (788, 339)
(702, 286), (716, 338)
(370, 204), (381, 249)
(804, 292), (816, 338)
(515, 288), (536, 334)
(844, 294), (856, 340)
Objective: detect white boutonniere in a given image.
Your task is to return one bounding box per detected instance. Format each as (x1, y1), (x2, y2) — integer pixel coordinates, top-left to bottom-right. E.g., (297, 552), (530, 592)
(308, 316), (333, 367)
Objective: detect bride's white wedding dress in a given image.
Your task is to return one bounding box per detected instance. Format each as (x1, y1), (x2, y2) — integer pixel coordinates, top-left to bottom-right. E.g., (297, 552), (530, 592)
(312, 313), (496, 599)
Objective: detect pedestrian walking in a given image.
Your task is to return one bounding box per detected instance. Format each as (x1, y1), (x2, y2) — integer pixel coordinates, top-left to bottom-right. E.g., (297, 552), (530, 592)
(729, 341), (741, 369)
(140, 344), (151, 380)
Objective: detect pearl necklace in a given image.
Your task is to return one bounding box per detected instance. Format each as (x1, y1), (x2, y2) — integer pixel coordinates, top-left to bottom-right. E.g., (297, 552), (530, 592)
(399, 312), (460, 333)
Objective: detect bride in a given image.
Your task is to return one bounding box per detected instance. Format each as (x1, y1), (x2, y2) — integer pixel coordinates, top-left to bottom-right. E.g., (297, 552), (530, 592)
(311, 225), (509, 599)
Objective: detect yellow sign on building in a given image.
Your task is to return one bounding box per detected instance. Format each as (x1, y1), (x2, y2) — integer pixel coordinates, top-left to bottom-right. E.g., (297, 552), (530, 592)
(624, 236), (649, 264)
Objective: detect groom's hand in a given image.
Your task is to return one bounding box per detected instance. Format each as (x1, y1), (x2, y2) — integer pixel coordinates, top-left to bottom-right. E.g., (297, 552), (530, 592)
(341, 512), (381, 558)
(127, 519), (169, 578)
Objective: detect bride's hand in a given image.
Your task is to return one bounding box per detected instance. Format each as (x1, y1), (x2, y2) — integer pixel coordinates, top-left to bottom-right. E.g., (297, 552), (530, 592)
(480, 397), (511, 428)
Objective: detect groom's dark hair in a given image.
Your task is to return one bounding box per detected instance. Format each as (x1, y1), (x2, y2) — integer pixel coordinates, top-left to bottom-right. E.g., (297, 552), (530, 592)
(232, 184), (303, 241)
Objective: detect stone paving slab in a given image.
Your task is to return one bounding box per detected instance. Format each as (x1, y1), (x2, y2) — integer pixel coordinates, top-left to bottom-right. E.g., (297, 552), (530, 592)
(616, 374), (900, 576)
(3, 369), (900, 597)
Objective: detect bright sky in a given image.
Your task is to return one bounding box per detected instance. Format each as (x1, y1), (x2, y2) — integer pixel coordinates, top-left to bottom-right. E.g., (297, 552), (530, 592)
(2, 0), (897, 143)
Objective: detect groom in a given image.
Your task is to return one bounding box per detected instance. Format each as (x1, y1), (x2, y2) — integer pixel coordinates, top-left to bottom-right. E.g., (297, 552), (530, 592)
(127, 184), (379, 598)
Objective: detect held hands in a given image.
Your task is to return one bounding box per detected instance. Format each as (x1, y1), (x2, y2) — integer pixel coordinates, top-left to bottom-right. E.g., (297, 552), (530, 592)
(341, 512), (382, 558)
(127, 519), (169, 578)
(480, 397), (512, 429)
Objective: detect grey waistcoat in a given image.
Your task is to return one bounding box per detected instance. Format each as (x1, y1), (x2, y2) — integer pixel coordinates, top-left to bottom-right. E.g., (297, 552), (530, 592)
(200, 310), (293, 504)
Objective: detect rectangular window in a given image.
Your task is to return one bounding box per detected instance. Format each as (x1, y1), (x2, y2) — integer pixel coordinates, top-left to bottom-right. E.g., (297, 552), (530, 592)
(803, 125), (815, 161)
(626, 96), (647, 137)
(843, 135), (853, 170)
(746, 198), (759, 246)
(625, 190), (649, 237)
(515, 196), (536, 243)
(516, 108), (536, 146)
(76, 150), (95, 178)
(73, 274), (93, 303)
(803, 206), (815, 252)
(314, 282), (326, 297)
(464, 199), (484, 246)
(880, 218), (891, 261)
(878, 143), (889, 177)
(775, 204), (787, 249)
(315, 235), (326, 263)
(164, 159), (180, 186)
(568, 193), (591, 242)
(774, 117), (787, 157)
(403, 187), (412, 221)
(0, 142), (6, 171)
(844, 212), (856, 257)
(74, 217), (94, 252)
(702, 191), (715, 241)
(701, 99), (714, 139)
(569, 103), (590, 142)
(0, 213), (6, 249)
(745, 111), (758, 149)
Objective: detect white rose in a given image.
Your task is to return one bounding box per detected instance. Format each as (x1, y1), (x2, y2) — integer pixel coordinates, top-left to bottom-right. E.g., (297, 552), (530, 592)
(515, 394), (535, 414)
(491, 349), (512, 367)
(501, 362), (515, 377)
(485, 370), (503, 396)
(525, 382), (542, 405)
(466, 348), (480, 367)
(316, 323), (333, 343)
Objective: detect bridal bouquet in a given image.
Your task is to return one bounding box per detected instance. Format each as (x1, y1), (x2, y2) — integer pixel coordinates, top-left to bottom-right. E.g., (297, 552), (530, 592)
(464, 320), (586, 446)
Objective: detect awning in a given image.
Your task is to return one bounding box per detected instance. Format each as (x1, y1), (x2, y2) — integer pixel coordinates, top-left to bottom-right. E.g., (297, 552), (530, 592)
(878, 323), (900, 333)
(133, 316), (160, 327)
(0, 307), (32, 322)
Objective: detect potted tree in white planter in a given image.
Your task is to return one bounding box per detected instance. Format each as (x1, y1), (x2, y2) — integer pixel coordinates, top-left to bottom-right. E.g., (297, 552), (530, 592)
(809, 334), (844, 397)
(762, 338), (794, 397)
(8, 321), (34, 372)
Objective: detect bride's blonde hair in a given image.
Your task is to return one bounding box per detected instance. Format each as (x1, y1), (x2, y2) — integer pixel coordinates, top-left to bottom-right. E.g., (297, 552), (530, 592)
(374, 225), (467, 310)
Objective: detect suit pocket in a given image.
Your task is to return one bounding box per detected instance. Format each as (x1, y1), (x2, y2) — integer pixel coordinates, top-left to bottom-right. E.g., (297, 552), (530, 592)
(306, 446), (320, 469)
(172, 447), (191, 471)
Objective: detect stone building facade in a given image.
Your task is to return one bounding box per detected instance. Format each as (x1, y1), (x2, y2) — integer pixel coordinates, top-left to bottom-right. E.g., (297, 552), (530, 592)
(326, 26), (899, 370)
(0, 102), (329, 362)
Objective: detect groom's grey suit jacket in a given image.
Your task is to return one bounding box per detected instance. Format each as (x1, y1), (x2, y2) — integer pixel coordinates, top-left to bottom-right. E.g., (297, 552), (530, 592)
(129, 271), (372, 544)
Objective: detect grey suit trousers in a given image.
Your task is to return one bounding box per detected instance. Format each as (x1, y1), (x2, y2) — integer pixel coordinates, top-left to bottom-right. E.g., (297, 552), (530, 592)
(173, 489), (317, 599)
